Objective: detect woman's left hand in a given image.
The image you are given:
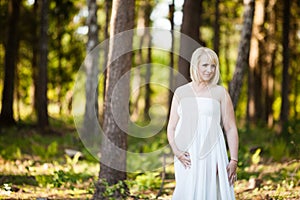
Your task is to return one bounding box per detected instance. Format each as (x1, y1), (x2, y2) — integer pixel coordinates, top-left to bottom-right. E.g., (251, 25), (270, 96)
(226, 160), (238, 186)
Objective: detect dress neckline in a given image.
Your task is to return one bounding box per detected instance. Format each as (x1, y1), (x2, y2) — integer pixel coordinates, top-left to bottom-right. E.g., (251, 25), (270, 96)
(189, 82), (220, 104)
(194, 96), (220, 105)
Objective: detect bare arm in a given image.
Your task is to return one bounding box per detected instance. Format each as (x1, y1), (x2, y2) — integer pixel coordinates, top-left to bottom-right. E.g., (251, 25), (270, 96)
(167, 93), (180, 156)
(221, 88), (239, 185)
(167, 92), (191, 168)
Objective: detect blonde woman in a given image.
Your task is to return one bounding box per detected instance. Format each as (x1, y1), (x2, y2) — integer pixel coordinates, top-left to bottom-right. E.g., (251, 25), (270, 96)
(167, 47), (239, 199)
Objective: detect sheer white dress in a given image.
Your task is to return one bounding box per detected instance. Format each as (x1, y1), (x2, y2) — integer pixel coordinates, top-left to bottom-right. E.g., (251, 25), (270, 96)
(172, 83), (235, 200)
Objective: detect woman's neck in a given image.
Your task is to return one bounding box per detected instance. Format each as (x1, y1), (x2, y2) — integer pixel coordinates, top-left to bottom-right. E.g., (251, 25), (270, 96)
(192, 81), (209, 89)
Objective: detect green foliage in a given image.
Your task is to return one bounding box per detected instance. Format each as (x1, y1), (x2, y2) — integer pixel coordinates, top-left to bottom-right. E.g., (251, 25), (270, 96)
(236, 161), (300, 199)
(80, 148), (99, 163)
(65, 152), (81, 170)
(30, 144), (45, 158)
(236, 169), (259, 180)
(238, 125), (297, 163)
(0, 126), (300, 199)
(46, 141), (58, 158)
(0, 174), (38, 186)
(269, 138), (290, 162)
(236, 145), (251, 168)
(286, 119), (300, 157)
(134, 172), (162, 191)
(101, 179), (128, 199)
(127, 139), (167, 172)
(35, 175), (53, 187)
(0, 145), (22, 160)
(251, 148), (261, 165)
(31, 141), (58, 160)
(52, 170), (77, 189)
(0, 125), (84, 162)
(36, 169), (93, 190)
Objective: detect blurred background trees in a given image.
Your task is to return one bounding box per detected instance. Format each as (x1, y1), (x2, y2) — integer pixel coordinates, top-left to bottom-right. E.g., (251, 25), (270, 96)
(0, 0), (299, 198)
(0, 0), (299, 132)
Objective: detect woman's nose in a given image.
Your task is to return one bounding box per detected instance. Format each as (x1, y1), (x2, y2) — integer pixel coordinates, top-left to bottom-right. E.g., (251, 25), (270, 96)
(206, 66), (212, 72)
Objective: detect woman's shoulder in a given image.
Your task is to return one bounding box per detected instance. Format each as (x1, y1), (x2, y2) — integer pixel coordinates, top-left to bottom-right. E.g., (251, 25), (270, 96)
(173, 83), (193, 99)
(175, 83), (191, 92)
(210, 85), (228, 100)
(212, 85), (227, 92)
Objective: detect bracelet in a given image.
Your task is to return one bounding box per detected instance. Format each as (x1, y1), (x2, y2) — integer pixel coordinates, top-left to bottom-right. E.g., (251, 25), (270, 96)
(230, 158), (238, 163)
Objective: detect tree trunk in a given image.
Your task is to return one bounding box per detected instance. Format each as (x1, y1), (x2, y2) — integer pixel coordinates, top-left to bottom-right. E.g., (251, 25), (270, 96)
(290, 2), (299, 120)
(32, 0), (39, 119)
(131, 66), (141, 121)
(83, 0), (100, 146)
(176, 0), (203, 87)
(101, 0), (112, 120)
(15, 58), (20, 122)
(224, 29), (231, 86)
(168, 1), (175, 119)
(93, 0), (135, 199)
(132, 1), (152, 121)
(223, 1), (239, 86)
(229, 0), (255, 110)
(36, 0), (49, 128)
(57, 26), (63, 115)
(213, 0), (220, 56)
(280, 0), (290, 133)
(144, 36), (152, 121)
(0, 0), (20, 126)
(264, 0), (277, 127)
(247, 0), (264, 124)
(143, 1), (152, 121)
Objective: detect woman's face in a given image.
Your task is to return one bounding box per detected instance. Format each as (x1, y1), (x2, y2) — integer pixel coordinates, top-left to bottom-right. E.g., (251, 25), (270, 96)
(197, 55), (216, 82)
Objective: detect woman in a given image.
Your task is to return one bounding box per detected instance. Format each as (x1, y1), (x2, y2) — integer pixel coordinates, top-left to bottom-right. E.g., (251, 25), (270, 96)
(167, 47), (239, 199)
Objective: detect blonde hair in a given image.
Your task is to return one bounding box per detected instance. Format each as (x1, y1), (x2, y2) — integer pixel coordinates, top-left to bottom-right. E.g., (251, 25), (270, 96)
(190, 47), (220, 85)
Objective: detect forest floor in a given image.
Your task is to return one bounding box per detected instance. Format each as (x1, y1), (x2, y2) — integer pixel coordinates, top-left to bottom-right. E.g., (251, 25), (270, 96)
(0, 125), (299, 200)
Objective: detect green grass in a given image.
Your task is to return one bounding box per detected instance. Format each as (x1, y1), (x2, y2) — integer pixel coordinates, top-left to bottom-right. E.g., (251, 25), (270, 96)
(0, 117), (299, 199)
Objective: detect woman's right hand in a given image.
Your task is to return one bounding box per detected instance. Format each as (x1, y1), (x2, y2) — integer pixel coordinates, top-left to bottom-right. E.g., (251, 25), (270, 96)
(175, 151), (191, 169)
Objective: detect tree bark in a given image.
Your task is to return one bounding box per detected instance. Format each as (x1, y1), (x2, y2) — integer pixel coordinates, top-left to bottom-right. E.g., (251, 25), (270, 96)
(83, 0), (99, 143)
(32, 0), (39, 119)
(264, 0), (277, 127)
(290, 1), (299, 120)
(144, 45), (152, 120)
(224, 28), (231, 86)
(132, 1), (152, 121)
(93, 0), (135, 199)
(176, 0), (203, 87)
(36, 0), (49, 128)
(213, 0), (220, 56)
(57, 30), (63, 114)
(229, 0), (255, 110)
(280, 0), (291, 132)
(144, 1), (153, 121)
(168, 1), (175, 119)
(247, 0), (264, 124)
(0, 0), (20, 126)
(101, 0), (112, 119)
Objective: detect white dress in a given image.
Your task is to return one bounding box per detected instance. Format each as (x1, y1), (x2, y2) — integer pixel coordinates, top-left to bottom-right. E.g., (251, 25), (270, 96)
(172, 85), (235, 200)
